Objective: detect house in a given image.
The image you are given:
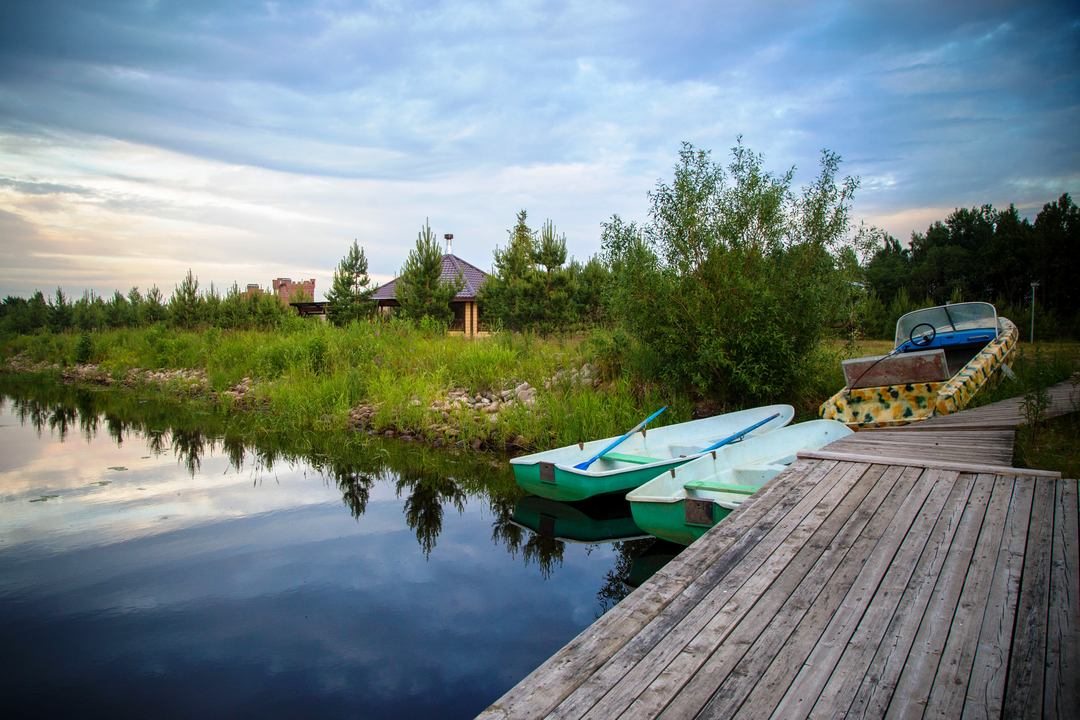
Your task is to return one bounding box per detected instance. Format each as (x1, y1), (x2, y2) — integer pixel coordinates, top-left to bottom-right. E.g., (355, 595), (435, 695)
(273, 277), (316, 305)
(371, 235), (489, 337)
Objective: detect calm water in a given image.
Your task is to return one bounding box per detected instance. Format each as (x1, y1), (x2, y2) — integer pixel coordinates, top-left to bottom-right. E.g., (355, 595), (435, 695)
(0, 384), (676, 719)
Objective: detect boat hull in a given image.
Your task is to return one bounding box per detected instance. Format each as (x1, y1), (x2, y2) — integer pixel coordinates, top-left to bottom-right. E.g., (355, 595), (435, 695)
(820, 317), (1017, 427)
(627, 419), (852, 545)
(630, 498), (734, 545)
(509, 495), (648, 543)
(510, 404), (795, 502)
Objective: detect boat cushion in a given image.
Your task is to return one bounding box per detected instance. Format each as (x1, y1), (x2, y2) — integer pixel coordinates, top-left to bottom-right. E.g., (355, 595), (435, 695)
(602, 451), (664, 465)
(683, 479), (760, 494)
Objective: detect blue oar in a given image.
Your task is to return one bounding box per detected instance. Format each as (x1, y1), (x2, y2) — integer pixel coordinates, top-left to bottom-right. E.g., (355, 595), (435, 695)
(574, 406), (668, 470)
(697, 412), (780, 454)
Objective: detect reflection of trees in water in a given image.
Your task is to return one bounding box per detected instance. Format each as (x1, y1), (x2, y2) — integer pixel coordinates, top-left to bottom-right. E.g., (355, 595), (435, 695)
(2, 380), (526, 559)
(396, 471), (467, 557)
(145, 428), (168, 456)
(490, 490), (525, 555)
(170, 428), (207, 476)
(74, 390), (98, 442)
(595, 539), (655, 615)
(328, 463), (376, 519)
(104, 414), (126, 446)
(223, 435), (247, 474)
(523, 534), (565, 579)
(48, 404), (77, 441)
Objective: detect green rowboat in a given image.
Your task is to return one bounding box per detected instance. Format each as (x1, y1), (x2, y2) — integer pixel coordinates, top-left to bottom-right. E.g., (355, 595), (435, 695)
(626, 419), (851, 545)
(510, 404), (794, 502)
(509, 495), (649, 543)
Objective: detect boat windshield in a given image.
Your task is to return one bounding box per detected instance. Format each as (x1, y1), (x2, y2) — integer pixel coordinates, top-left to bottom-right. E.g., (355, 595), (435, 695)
(894, 302), (998, 348)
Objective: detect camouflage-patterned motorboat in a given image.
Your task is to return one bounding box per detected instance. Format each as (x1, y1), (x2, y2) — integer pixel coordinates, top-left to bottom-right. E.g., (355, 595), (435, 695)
(821, 301), (1017, 427)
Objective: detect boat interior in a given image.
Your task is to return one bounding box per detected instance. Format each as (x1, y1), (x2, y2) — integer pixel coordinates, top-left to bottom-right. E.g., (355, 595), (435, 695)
(843, 302), (1000, 389)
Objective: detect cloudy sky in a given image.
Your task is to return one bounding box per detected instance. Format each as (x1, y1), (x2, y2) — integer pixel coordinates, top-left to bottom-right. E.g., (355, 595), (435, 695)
(0, 0), (1076, 300)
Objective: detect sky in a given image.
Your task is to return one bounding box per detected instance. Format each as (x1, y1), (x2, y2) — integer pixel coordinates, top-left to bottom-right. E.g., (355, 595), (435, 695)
(0, 0), (1077, 301)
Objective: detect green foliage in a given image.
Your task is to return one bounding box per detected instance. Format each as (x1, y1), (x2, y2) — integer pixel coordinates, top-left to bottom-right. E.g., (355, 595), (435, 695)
(49, 288), (73, 332)
(862, 193), (1080, 339)
(479, 210), (580, 333)
(169, 270), (203, 329)
(604, 140), (857, 404)
(396, 218), (462, 325)
(326, 239), (375, 326)
(74, 333), (94, 364)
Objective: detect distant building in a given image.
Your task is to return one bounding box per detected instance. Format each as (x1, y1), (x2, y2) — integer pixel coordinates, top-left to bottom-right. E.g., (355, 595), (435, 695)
(244, 283), (264, 298)
(371, 235), (489, 337)
(273, 277), (316, 305)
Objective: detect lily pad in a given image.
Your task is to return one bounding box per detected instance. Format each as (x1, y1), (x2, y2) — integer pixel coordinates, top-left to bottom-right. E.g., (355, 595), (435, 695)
(30, 494), (60, 503)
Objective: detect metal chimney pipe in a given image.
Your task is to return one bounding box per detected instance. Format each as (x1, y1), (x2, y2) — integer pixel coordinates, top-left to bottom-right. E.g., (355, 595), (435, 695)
(444, 233), (454, 254)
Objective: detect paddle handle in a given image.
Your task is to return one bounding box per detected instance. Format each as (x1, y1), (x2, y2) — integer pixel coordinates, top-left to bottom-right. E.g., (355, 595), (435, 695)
(698, 412), (780, 454)
(574, 406), (667, 470)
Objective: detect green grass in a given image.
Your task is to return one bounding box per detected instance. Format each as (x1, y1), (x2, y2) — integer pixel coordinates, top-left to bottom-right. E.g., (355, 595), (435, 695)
(6, 323), (1077, 455)
(1016, 413), (1080, 477)
(1, 321), (688, 449)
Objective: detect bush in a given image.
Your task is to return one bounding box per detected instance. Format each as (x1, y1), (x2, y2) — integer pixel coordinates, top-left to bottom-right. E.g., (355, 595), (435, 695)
(603, 140), (859, 405)
(75, 333), (94, 364)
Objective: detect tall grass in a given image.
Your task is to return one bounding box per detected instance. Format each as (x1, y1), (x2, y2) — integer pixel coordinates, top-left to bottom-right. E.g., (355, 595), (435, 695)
(11, 320), (1072, 453)
(1, 320), (687, 448)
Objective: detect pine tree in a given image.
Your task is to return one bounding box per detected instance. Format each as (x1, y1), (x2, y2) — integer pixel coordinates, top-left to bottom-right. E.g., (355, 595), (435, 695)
(326, 239), (374, 326)
(396, 219), (462, 325)
(49, 287), (73, 332)
(169, 270), (202, 328)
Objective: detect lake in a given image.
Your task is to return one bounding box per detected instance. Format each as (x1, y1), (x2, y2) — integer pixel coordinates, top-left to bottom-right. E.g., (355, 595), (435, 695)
(0, 381), (678, 718)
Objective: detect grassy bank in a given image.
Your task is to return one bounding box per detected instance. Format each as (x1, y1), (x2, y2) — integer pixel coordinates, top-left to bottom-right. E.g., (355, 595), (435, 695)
(3, 324), (1077, 467)
(1, 322), (693, 450)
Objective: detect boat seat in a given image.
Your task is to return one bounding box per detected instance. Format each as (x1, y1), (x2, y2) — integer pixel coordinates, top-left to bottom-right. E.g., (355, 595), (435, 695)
(602, 451), (663, 465)
(842, 348), (950, 389)
(683, 479), (760, 495)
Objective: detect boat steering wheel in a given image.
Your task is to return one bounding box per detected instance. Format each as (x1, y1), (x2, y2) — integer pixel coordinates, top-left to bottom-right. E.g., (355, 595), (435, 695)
(909, 322), (937, 348)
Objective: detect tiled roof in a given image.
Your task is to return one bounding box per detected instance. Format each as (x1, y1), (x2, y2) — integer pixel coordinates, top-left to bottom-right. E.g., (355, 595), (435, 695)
(371, 254), (489, 302)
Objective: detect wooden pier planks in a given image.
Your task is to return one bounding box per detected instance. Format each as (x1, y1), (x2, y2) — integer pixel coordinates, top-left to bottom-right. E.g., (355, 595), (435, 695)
(478, 468), (1079, 719)
(480, 383), (1078, 720)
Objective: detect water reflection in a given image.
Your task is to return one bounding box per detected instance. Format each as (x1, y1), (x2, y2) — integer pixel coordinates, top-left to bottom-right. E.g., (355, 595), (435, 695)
(0, 377), (681, 717)
(0, 377), (678, 586)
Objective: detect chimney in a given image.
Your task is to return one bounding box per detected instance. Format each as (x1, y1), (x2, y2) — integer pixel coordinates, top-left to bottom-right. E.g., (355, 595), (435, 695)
(444, 233), (454, 254)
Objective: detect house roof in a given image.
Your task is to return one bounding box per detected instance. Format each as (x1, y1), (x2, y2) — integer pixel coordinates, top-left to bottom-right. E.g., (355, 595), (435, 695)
(371, 253), (489, 302)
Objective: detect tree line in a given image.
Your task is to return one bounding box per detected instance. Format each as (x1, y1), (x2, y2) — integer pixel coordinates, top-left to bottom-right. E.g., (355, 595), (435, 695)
(3, 139), (1076, 406)
(857, 194), (1079, 340)
(0, 272), (297, 335)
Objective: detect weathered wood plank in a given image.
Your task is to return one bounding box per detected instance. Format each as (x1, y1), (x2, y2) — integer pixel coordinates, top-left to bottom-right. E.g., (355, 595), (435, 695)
(960, 478), (1033, 720)
(923, 475), (1016, 719)
(808, 470), (975, 719)
(1002, 474), (1054, 716)
(773, 468), (957, 719)
(799, 449), (1061, 479)
(1044, 479), (1079, 719)
(478, 459), (842, 720)
(1002, 476), (1055, 719)
(648, 463), (902, 720)
(547, 460), (860, 720)
(726, 465), (936, 720)
(846, 473), (991, 718)
(882, 473), (997, 719)
(574, 462), (880, 720)
(825, 440), (1012, 466)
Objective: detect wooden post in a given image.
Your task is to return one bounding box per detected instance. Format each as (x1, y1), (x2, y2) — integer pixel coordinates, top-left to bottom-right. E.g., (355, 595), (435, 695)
(465, 302), (474, 337)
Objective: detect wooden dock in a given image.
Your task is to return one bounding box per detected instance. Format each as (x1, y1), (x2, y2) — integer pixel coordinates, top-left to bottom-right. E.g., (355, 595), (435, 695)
(480, 381), (1078, 719)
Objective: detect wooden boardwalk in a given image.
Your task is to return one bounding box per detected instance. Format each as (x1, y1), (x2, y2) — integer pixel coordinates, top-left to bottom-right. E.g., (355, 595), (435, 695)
(480, 383), (1079, 719)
